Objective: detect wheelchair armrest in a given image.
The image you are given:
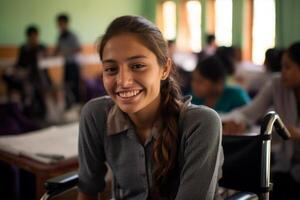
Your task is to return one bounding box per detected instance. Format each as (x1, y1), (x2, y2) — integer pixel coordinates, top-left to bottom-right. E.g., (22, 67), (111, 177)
(44, 171), (78, 197)
(226, 191), (258, 200)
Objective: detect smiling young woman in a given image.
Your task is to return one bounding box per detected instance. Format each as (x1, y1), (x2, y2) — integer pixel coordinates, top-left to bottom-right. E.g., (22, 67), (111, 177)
(77, 15), (223, 200)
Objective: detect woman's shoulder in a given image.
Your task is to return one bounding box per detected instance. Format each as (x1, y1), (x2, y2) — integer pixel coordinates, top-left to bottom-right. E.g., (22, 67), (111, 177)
(180, 101), (221, 134)
(269, 73), (282, 85)
(179, 100), (222, 145)
(222, 85), (250, 104)
(81, 96), (114, 118)
(224, 85), (247, 95)
(181, 104), (218, 122)
(181, 96), (220, 121)
(261, 73), (284, 92)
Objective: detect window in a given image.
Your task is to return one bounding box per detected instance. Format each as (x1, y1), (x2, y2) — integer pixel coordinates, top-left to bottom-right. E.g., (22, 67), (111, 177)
(162, 1), (177, 40)
(186, 0), (202, 52)
(252, 0), (275, 64)
(159, 0), (202, 52)
(215, 0), (232, 46)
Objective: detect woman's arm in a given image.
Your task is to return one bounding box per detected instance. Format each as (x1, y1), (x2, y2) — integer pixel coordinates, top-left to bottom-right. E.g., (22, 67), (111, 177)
(223, 78), (274, 134)
(77, 100), (108, 196)
(234, 79), (273, 123)
(175, 107), (223, 200)
(287, 126), (300, 140)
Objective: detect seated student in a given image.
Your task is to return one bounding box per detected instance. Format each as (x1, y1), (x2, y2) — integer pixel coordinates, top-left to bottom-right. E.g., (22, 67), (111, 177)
(223, 41), (300, 200)
(202, 34), (218, 56)
(77, 16), (223, 200)
(191, 56), (250, 114)
(54, 13), (81, 108)
(215, 46), (236, 76)
(3, 25), (51, 120)
(246, 48), (284, 97)
(196, 34), (218, 63)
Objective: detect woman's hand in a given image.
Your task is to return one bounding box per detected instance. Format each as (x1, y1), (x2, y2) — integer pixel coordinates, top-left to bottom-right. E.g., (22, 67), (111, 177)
(222, 120), (247, 135)
(287, 126), (300, 140)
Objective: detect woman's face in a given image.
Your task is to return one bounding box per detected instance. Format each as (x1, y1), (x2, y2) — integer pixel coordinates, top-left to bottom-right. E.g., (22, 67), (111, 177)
(102, 33), (167, 114)
(281, 53), (300, 88)
(191, 71), (221, 98)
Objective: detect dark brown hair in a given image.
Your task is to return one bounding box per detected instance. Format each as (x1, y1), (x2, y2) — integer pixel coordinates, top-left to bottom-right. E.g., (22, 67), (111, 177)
(98, 15), (183, 197)
(287, 41), (300, 66)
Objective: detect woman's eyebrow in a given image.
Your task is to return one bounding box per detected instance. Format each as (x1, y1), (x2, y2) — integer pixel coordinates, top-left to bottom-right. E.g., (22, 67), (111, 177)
(102, 55), (147, 63)
(102, 59), (116, 64)
(127, 55), (147, 61)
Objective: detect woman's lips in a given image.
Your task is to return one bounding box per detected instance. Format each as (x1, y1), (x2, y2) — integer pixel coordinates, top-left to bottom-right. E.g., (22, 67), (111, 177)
(117, 89), (143, 98)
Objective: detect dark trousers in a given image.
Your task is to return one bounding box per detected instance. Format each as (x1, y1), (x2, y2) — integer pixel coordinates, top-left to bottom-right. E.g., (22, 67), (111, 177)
(0, 161), (35, 200)
(64, 61), (80, 108)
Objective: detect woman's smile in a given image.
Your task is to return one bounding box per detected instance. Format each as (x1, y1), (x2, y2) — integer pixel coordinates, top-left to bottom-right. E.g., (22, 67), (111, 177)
(116, 89), (144, 104)
(116, 89), (143, 98)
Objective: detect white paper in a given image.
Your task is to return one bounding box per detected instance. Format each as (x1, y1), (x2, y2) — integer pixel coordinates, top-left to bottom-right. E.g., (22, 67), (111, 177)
(0, 122), (79, 164)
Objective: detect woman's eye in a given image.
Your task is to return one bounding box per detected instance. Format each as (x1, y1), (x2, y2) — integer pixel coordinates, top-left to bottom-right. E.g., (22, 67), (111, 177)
(103, 67), (118, 75)
(131, 64), (145, 70)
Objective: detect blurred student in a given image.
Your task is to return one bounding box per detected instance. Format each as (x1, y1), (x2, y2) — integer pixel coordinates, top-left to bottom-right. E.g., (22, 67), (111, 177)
(54, 13), (81, 108)
(246, 48), (284, 96)
(197, 34), (218, 62)
(215, 46), (236, 76)
(191, 56), (250, 114)
(203, 34), (218, 56)
(223, 42), (300, 200)
(3, 25), (51, 120)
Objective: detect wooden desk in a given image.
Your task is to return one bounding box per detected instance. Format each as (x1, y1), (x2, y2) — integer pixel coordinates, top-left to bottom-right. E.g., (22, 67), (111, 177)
(0, 150), (78, 200)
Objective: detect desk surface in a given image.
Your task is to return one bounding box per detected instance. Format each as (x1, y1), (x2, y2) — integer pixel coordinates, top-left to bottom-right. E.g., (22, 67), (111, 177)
(0, 122), (79, 199)
(0, 149), (78, 174)
(0, 122), (79, 164)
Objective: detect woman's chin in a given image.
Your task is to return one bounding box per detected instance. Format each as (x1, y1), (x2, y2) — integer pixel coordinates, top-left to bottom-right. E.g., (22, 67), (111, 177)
(115, 95), (143, 114)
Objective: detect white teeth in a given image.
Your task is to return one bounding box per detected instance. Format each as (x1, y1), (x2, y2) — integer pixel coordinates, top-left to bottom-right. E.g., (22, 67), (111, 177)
(118, 90), (141, 98)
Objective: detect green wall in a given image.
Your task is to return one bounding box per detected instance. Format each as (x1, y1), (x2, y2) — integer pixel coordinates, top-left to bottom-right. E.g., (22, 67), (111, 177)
(275, 0), (300, 48)
(0, 0), (145, 45)
(142, 0), (157, 23)
(232, 0), (245, 48)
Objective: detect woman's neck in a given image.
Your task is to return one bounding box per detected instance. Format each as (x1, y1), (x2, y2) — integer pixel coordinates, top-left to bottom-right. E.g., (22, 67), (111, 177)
(129, 95), (161, 143)
(204, 93), (220, 108)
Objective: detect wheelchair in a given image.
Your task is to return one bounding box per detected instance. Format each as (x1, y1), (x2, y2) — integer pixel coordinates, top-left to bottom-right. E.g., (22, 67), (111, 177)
(41, 111), (290, 200)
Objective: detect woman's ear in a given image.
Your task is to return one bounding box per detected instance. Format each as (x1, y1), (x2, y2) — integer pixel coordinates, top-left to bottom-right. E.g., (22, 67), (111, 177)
(161, 58), (172, 80)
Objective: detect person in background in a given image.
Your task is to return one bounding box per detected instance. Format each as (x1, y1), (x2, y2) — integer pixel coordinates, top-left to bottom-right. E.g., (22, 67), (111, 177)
(215, 46), (236, 76)
(54, 13), (81, 108)
(191, 55), (250, 114)
(245, 48), (284, 97)
(197, 34), (218, 62)
(0, 26), (44, 200)
(264, 48), (284, 73)
(3, 25), (51, 120)
(222, 42), (300, 200)
(77, 15), (223, 200)
(203, 34), (218, 56)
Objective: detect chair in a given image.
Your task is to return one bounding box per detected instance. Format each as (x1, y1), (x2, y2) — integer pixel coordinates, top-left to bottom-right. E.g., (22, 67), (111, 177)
(41, 111), (290, 200)
(219, 111), (290, 200)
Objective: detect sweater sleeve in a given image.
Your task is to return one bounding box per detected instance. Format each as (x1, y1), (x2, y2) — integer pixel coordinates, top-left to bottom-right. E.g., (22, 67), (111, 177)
(78, 98), (109, 194)
(231, 78), (274, 124)
(175, 106), (223, 200)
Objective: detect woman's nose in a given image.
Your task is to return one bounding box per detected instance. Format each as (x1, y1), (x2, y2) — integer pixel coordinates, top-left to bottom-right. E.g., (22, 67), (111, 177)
(117, 67), (133, 87)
